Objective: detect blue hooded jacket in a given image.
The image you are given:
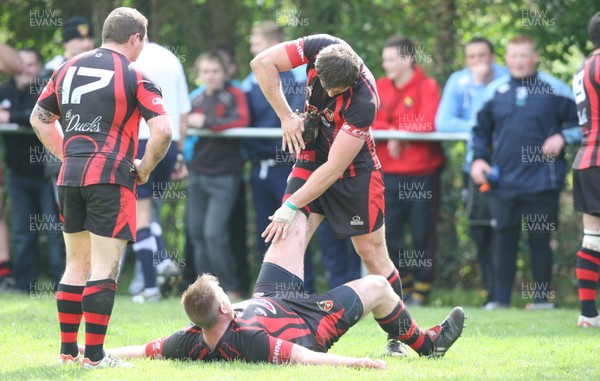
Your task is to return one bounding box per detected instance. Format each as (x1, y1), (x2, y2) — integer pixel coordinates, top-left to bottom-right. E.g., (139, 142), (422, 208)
(472, 71), (580, 198)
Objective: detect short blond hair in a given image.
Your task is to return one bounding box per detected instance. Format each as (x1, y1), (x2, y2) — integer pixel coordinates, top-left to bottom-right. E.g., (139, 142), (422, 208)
(507, 35), (536, 50)
(181, 274), (221, 328)
(102, 7), (147, 44)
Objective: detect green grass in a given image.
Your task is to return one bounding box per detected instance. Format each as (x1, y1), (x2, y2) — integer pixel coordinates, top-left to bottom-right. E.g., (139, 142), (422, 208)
(1, 292), (600, 381)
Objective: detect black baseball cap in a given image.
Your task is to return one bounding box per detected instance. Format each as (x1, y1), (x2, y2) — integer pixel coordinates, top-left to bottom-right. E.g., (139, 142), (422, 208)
(63, 17), (94, 43)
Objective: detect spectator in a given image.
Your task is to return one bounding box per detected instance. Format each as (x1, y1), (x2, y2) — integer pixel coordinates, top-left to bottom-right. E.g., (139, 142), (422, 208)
(0, 43), (22, 290)
(44, 16), (94, 73)
(129, 38), (191, 302)
(243, 21), (360, 291)
(470, 36), (580, 310)
(0, 48), (64, 292)
(572, 12), (600, 328)
(0, 43), (22, 74)
(186, 51), (249, 300)
(435, 37), (508, 305)
(178, 46), (251, 295)
(372, 36), (444, 305)
(215, 45), (250, 296)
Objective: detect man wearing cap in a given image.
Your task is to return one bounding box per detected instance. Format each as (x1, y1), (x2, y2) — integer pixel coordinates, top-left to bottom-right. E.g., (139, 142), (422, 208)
(45, 16), (95, 72)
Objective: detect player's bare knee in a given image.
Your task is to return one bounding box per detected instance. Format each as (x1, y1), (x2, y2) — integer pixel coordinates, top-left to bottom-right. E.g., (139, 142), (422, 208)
(364, 275), (389, 295)
(583, 229), (600, 251)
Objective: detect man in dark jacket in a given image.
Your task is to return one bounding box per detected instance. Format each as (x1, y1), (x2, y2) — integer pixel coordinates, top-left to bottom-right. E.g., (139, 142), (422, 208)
(471, 36), (580, 310)
(0, 48), (65, 291)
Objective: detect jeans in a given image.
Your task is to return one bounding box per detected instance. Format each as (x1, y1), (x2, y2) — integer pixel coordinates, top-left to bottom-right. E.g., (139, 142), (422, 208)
(187, 172), (241, 292)
(10, 173), (64, 291)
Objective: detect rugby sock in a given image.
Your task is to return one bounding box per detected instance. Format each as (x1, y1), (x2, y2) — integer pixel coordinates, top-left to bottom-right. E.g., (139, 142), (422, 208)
(133, 228), (157, 289)
(412, 281), (432, 304)
(576, 248), (600, 318)
(386, 269), (404, 300)
(56, 283), (84, 357)
(400, 273), (414, 300)
(0, 260), (11, 277)
(151, 222), (168, 263)
(82, 279), (117, 362)
(386, 269), (406, 342)
(376, 301), (432, 356)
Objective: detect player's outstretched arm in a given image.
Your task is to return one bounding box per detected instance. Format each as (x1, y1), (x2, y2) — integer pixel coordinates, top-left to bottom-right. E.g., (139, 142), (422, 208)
(104, 345), (147, 359)
(264, 129), (364, 242)
(29, 104), (64, 161)
(290, 344), (386, 369)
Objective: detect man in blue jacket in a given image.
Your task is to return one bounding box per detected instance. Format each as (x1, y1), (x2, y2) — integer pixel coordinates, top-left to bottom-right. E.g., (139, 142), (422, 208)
(436, 37), (508, 306)
(470, 36), (580, 310)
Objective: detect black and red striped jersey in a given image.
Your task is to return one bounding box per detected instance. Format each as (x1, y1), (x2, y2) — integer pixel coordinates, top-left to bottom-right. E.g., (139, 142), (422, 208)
(144, 297), (319, 365)
(573, 51), (600, 170)
(284, 34), (381, 177)
(36, 47), (168, 191)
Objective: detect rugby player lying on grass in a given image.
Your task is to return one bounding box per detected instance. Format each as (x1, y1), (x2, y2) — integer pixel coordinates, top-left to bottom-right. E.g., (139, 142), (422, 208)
(102, 214), (465, 368)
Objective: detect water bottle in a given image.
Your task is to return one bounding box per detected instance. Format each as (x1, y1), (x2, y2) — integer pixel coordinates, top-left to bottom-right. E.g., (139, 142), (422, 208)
(479, 165), (501, 192)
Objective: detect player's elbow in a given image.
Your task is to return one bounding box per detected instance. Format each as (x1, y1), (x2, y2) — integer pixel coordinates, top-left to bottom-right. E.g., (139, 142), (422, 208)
(249, 56), (263, 72)
(290, 344), (313, 365)
(157, 125), (172, 144)
(250, 54), (273, 73)
(29, 115), (41, 132)
(151, 117), (173, 143)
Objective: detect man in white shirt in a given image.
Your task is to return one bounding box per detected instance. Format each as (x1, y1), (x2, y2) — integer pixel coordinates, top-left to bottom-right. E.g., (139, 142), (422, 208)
(131, 39), (191, 302)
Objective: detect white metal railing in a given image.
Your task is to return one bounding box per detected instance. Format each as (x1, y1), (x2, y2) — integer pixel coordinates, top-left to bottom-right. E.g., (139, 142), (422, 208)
(0, 124), (469, 141)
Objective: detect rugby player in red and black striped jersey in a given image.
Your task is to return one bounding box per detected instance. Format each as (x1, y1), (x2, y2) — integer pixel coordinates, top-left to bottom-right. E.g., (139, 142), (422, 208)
(572, 12), (600, 328)
(250, 34), (408, 355)
(30, 7), (172, 368)
(102, 215), (465, 367)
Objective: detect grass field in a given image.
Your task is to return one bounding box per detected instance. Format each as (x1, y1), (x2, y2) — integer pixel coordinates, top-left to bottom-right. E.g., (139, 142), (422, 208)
(1, 291), (600, 381)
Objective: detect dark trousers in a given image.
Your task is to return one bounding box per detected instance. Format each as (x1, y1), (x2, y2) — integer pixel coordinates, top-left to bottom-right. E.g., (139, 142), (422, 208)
(384, 171), (441, 300)
(464, 174), (495, 302)
(490, 190), (559, 304)
(9, 173), (64, 291)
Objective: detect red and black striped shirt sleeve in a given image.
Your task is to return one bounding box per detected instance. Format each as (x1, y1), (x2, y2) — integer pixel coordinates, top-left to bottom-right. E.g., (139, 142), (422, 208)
(135, 71), (168, 122)
(37, 73), (60, 115)
(284, 34), (344, 68)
